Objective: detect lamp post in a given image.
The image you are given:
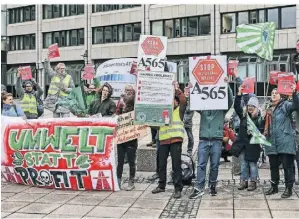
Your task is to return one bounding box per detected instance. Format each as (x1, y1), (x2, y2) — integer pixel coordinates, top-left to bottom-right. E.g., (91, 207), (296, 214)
(81, 50), (88, 64)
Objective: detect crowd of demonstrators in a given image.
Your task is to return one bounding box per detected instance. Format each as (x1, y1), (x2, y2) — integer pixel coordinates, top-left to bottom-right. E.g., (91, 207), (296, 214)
(16, 72), (44, 120)
(44, 58), (75, 118)
(1, 92), (25, 118)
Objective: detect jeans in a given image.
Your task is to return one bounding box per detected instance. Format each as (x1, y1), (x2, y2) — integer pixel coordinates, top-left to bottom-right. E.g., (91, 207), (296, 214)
(53, 112), (70, 118)
(117, 140), (137, 180)
(185, 127), (194, 153)
(294, 150), (299, 180)
(158, 142), (183, 192)
(240, 152), (258, 182)
(155, 131), (160, 174)
(197, 139), (222, 189)
(268, 154), (295, 188)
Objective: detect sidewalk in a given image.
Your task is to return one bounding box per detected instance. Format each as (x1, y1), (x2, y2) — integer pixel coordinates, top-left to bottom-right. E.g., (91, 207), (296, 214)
(1, 113), (299, 218)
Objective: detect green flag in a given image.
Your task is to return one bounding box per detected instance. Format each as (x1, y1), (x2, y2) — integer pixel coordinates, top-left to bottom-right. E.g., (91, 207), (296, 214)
(247, 114), (272, 147)
(236, 22), (276, 61)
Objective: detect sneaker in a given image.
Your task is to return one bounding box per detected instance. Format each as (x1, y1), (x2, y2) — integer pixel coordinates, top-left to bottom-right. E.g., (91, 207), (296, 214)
(238, 181), (248, 190)
(173, 190), (181, 199)
(125, 179), (135, 191)
(281, 187), (292, 198)
(209, 185), (217, 196)
(247, 181), (257, 191)
(146, 141), (155, 147)
(189, 188), (204, 199)
(152, 187), (165, 194)
(148, 173), (159, 181)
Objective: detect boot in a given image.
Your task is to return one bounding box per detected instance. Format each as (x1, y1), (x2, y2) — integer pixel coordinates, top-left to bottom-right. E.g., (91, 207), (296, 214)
(247, 181), (257, 191)
(265, 183), (278, 195)
(238, 181), (248, 190)
(125, 179), (135, 191)
(118, 178), (122, 190)
(281, 187), (292, 198)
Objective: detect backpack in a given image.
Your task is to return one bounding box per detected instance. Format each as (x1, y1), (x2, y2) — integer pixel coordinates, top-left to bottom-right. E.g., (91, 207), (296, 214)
(170, 154), (195, 186)
(35, 96), (44, 118)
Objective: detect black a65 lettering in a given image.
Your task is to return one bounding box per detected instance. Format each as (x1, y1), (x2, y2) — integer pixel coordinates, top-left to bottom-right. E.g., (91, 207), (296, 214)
(138, 57), (165, 68)
(191, 83), (227, 100)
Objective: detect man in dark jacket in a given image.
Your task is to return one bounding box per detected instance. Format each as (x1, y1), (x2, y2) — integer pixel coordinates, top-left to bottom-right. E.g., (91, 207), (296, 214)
(88, 82), (116, 117)
(183, 87), (194, 156)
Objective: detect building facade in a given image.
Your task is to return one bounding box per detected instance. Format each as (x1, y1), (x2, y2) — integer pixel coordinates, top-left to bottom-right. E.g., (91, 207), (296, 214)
(3, 4), (299, 97)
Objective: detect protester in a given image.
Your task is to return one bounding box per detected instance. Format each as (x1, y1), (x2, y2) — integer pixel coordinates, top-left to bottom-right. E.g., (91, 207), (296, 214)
(293, 111), (299, 185)
(222, 119), (236, 162)
(183, 87), (194, 157)
(44, 59), (74, 118)
(1, 84), (6, 92)
(116, 90), (137, 191)
(1, 92), (25, 117)
(85, 77), (100, 110)
(264, 86), (299, 198)
(152, 83), (186, 199)
(189, 78), (233, 199)
(116, 85), (135, 115)
(16, 73), (43, 119)
(232, 84), (263, 191)
(88, 82), (116, 117)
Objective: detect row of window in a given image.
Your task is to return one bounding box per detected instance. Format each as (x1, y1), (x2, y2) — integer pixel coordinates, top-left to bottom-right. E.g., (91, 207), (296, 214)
(43, 29), (84, 48)
(151, 15), (211, 38)
(92, 23), (141, 44)
(8, 5), (35, 24)
(222, 6), (296, 33)
(9, 34), (36, 51)
(92, 5), (141, 13)
(43, 5), (84, 19)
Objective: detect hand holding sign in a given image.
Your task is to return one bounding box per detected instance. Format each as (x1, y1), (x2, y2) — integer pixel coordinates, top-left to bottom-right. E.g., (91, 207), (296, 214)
(48, 43), (60, 59)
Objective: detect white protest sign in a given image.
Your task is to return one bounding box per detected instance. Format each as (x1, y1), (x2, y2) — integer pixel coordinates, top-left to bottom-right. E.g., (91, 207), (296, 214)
(189, 55), (228, 110)
(137, 35), (168, 72)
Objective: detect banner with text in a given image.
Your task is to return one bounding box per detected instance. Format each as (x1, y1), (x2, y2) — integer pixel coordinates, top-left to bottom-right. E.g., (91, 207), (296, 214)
(1, 116), (119, 191)
(189, 56), (228, 110)
(134, 71), (175, 126)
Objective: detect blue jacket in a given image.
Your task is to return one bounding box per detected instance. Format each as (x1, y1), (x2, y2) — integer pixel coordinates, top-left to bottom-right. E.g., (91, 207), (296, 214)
(1, 104), (25, 117)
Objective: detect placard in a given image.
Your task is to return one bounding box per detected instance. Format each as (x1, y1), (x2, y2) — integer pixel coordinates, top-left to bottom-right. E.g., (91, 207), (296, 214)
(242, 77), (255, 94)
(228, 60), (238, 76)
(48, 43), (60, 59)
(296, 40), (299, 53)
(134, 71), (175, 126)
(137, 35), (168, 72)
(189, 55), (228, 110)
(269, 71), (281, 85)
(277, 74), (295, 95)
(18, 66), (32, 80)
(82, 64), (95, 80)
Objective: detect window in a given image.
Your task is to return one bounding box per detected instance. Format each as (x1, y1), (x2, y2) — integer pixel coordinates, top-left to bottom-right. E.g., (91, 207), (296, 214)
(124, 24), (132, 42)
(77, 5), (84, 14)
(175, 19), (180, 37)
(53, 5), (60, 18)
(188, 17), (198, 36)
(281, 6), (296, 28)
(70, 5), (77, 16)
(152, 21), (163, 36)
(104, 26), (112, 43)
(165, 20), (173, 38)
(71, 30), (78, 46)
(133, 23), (141, 41)
(9, 10), (15, 24)
(222, 13), (236, 33)
(92, 4), (141, 13)
(238, 12), (248, 25)
(181, 18), (187, 37)
(10, 37), (16, 51)
(44, 5), (52, 19)
(267, 8), (279, 28)
(9, 34), (36, 51)
(24, 35), (30, 50)
(199, 16), (210, 35)
(43, 5), (84, 19)
(112, 26), (118, 42)
(18, 36), (23, 50)
(258, 10), (265, 23)
(43, 29), (84, 48)
(24, 7), (31, 22)
(31, 6), (35, 20)
(61, 31), (66, 47)
(30, 34), (35, 49)
(249, 11), (257, 24)
(53, 32), (60, 45)
(78, 29), (84, 45)
(118, 25), (124, 42)
(44, 33), (52, 48)
(93, 27), (104, 44)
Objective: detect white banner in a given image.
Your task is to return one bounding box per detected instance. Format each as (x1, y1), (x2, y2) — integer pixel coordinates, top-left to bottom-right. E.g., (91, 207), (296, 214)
(189, 55), (228, 110)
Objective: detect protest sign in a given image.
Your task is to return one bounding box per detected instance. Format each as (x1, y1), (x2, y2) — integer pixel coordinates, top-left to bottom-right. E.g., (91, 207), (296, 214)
(114, 111), (148, 144)
(228, 60), (238, 76)
(82, 64), (95, 80)
(189, 55), (228, 110)
(134, 71), (175, 126)
(48, 43), (60, 59)
(18, 66), (32, 80)
(1, 116), (119, 191)
(277, 74), (295, 95)
(242, 77), (255, 94)
(296, 81), (299, 92)
(269, 71), (282, 85)
(296, 40), (299, 53)
(137, 35), (167, 72)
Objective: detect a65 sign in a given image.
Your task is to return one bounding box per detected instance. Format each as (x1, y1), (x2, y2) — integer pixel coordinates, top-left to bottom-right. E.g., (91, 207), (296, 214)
(191, 85), (227, 100)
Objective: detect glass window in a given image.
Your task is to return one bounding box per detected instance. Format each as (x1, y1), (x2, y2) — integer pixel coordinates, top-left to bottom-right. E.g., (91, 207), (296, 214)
(95, 5), (103, 12)
(31, 34), (35, 49)
(248, 63), (256, 78)
(53, 31), (60, 45)
(15, 8), (20, 23)
(222, 13), (236, 33)
(44, 33), (52, 48)
(238, 12), (248, 25)
(258, 10), (265, 23)
(104, 26), (112, 43)
(249, 11), (257, 24)
(53, 5), (60, 18)
(188, 17), (198, 36)
(78, 29), (84, 45)
(281, 6), (296, 28)
(199, 16), (210, 35)
(151, 21), (163, 36)
(31, 6), (35, 20)
(118, 25), (124, 42)
(61, 31), (66, 47)
(10, 36), (16, 50)
(133, 23), (141, 41)
(64, 5), (70, 16)
(124, 24), (132, 42)
(44, 5), (52, 19)
(238, 64), (247, 79)
(175, 19), (180, 37)
(24, 35), (30, 50)
(77, 5), (84, 14)
(112, 26), (118, 42)
(9, 10), (15, 24)
(66, 30), (70, 46)
(71, 30), (78, 46)
(19, 8), (23, 22)
(94, 27), (103, 44)
(165, 20), (173, 38)
(15, 36), (20, 50)
(19, 36), (24, 50)
(24, 7), (31, 22)
(267, 8), (278, 28)
(70, 5), (77, 16)
(182, 18), (187, 37)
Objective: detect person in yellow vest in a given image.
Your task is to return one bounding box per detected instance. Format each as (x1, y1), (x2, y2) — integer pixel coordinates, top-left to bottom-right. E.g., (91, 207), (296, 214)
(44, 59), (74, 118)
(16, 72), (43, 119)
(152, 84), (187, 199)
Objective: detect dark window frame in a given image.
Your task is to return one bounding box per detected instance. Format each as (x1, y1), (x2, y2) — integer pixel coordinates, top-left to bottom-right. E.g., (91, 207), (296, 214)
(8, 5), (35, 24)
(42, 5), (84, 20)
(92, 4), (141, 13)
(8, 34), (36, 51)
(42, 29), (84, 48)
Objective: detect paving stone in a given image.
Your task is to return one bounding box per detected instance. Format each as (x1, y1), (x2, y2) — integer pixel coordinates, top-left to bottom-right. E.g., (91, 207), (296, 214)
(131, 183), (150, 191)
(1, 201), (30, 213)
(6, 193), (45, 202)
(100, 197), (137, 207)
(43, 214), (81, 218)
(234, 190), (265, 200)
(17, 203), (61, 214)
(234, 199), (268, 210)
(267, 200), (299, 210)
(5, 213), (46, 218)
(50, 190), (82, 195)
(140, 190), (173, 200)
(37, 193), (77, 204)
(49, 204), (94, 217)
(122, 207), (163, 218)
(198, 199), (233, 210)
(67, 195), (106, 205)
(132, 198), (169, 210)
(108, 190), (143, 199)
(1, 193), (16, 201)
(86, 206), (128, 218)
(23, 187), (55, 194)
(1, 184), (30, 193)
(79, 191), (112, 198)
(235, 210), (271, 218)
(271, 210), (299, 218)
(1, 212), (11, 218)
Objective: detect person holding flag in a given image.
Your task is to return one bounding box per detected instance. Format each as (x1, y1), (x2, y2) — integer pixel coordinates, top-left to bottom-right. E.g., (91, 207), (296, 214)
(263, 86), (299, 198)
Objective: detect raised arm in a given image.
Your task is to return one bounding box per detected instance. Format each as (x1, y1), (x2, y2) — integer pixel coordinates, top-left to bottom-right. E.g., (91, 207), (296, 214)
(15, 75), (25, 99)
(234, 84), (245, 119)
(44, 58), (57, 78)
(31, 78), (43, 98)
(284, 87), (299, 114)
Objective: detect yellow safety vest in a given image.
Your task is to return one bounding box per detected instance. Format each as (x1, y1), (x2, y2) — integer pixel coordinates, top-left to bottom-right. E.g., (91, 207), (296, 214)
(159, 107), (185, 141)
(21, 93), (37, 115)
(48, 74), (71, 97)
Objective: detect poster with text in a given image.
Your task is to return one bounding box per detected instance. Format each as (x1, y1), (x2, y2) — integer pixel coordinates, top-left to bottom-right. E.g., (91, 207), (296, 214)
(48, 43), (60, 59)
(189, 56), (228, 110)
(134, 71), (175, 126)
(18, 66), (32, 80)
(1, 116), (119, 191)
(277, 74), (295, 95)
(137, 35), (168, 72)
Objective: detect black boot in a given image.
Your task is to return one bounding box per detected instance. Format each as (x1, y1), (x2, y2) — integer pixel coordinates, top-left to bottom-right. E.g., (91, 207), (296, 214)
(281, 187), (292, 198)
(265, 183), (278, 195)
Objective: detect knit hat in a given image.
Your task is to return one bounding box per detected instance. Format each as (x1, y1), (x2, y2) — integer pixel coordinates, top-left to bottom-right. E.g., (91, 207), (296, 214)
(247, 96), (259, 108)
(24, 81), (33, 87)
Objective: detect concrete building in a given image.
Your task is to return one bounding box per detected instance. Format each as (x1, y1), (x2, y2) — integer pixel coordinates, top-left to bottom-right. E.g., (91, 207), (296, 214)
(3, 4), (299, 97)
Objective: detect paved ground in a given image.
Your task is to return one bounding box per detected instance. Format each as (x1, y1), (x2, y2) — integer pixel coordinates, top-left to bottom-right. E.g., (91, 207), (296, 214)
(1, 111), (299, 218)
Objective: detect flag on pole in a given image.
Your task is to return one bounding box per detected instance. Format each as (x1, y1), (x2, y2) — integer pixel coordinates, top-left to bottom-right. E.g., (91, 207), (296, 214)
(247, 114), (272, 147)
(236, 22), (276, 61)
